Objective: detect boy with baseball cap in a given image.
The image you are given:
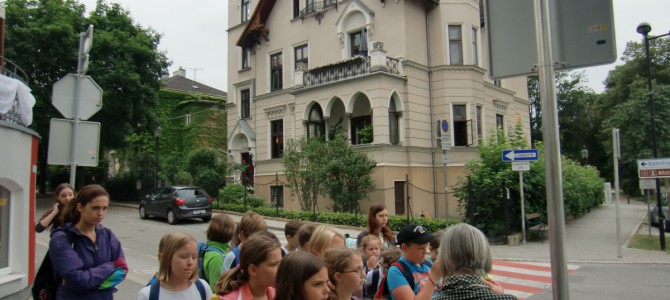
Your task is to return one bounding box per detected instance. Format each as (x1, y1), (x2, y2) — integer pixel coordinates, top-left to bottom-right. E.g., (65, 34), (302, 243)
(386, 224), (440, 300)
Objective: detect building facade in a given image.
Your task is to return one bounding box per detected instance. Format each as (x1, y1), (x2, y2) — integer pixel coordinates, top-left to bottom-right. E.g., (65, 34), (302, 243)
(226, 0), (530, 218)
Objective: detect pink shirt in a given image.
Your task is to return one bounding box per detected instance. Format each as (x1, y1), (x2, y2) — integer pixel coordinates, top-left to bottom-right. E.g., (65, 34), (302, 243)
(216, 283), (275, 300)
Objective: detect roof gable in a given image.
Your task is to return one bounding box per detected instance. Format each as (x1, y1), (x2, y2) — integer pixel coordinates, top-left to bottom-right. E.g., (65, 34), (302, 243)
(162, 75), (227, 98)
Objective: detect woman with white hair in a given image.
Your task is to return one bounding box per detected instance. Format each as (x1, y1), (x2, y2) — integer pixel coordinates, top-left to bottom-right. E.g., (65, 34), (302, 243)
(431, 223), (517, 300)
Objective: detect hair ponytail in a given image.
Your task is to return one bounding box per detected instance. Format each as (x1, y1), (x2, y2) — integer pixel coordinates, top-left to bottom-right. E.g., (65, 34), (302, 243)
(214, 267), (247, 294)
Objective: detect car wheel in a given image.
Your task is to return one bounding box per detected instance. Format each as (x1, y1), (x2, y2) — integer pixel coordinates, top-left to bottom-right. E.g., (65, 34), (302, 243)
(139, 205), (148, 219)
(202, 216), (211, 222)
(167, 210), (178, 225)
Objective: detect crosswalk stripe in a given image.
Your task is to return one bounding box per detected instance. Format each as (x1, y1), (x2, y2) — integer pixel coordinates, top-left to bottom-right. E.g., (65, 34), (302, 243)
(491, 260), (581, 299)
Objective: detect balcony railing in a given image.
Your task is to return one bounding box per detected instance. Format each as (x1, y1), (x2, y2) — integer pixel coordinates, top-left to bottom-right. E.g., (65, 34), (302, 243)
(0, 56), (30, 125)
(304, 56), (370, 87)
(299, 0), (337, 18)
(1, 56), (28, 85)
(302, 56), (401, 88)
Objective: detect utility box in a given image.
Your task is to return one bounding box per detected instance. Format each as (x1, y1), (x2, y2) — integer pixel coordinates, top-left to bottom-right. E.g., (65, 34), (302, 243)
(507, 233), (521, 246)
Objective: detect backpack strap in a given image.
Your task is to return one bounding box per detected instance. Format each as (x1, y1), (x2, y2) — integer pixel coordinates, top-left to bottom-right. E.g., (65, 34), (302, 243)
(149, 279), (205, 300)
(394, 260), (416, 291)
(372, 268), (380, 287)
(230, 246), (241, 269)
(194, 279), (206, 300)
(149, 279), (160, 300)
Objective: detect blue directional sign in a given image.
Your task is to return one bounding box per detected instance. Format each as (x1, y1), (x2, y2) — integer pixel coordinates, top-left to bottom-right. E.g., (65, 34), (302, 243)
(502, 149), (539, 162)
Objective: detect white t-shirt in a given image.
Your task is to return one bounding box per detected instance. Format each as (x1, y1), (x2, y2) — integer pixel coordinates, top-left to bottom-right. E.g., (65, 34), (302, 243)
(136, 279), (213, 300)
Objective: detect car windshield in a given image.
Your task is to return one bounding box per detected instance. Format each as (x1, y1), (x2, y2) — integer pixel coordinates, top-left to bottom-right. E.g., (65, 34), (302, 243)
(176, 188), (208, 198)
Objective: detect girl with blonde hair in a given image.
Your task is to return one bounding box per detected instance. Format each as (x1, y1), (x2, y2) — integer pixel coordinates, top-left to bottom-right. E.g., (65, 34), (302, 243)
(309, 225), (345, 258)
(137, 232), (213, 300)
(324, 247), (364, 300)
(212, 231), (282, 299)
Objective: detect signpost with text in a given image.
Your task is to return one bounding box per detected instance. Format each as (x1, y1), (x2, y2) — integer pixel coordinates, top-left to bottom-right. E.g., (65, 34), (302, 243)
(503, 149), (538, 244)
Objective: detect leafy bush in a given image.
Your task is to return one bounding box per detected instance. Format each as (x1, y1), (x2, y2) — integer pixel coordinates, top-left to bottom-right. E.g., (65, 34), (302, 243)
(212, 203), (457, 233)
(220, 184), (265, 207)
(195, 169), (223, 198)
(174, 170), (191, 185)
(453, 125), (604, 238)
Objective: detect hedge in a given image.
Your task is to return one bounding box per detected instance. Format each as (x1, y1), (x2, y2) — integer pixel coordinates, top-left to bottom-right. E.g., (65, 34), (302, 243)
(212, 203), (457, 233)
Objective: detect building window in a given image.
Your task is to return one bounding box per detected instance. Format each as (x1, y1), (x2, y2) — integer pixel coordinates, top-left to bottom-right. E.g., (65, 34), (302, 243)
(242, 48), (250, 69)
(0, 186), (10, 271)
(448, 25), (463, 65)
(295, 44), (308, 71)
(493, 79), (502, 87)
(389, 100), (400, 145)
(270, 52), (283, 92)
(241, 89), (250, 118)
(350, 30), (368, 57)
(241, 0), (250, 22)
(185, 112), (192, 125)
(471, 28), (478, 66)
(350, 115), (372, 145)
(293, 0), (300, 18)
(476, 105), (483, 142)
(453, 105), (468, 146)
(271, 185), (284, 207)
(307, 105), (324, 139)
(271, 119), (284, 158)
(496, 114), (504, 131)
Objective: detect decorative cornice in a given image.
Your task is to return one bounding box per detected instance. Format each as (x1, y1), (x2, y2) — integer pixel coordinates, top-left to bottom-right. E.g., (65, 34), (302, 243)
(484, 81), (516, 96)
(431, 65), (486, 75)
(254, 89), (291, 101)
(493, 99), (509, 113)
(264, 105), (287, 120)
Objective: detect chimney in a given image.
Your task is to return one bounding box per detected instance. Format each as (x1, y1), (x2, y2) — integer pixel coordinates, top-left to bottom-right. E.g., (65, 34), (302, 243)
(172, 66), (186, 77)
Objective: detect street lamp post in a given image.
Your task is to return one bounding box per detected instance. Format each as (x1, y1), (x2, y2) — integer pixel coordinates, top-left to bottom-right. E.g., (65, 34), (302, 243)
(154, 126), (161, 190)
(637, 22), (669, 250)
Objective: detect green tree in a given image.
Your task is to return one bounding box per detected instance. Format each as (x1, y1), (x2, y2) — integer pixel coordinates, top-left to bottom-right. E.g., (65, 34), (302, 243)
(283, 137), (327, 213)
(595, 38), (670, 194)
(2, 0), (169, 191)
(322, 134), (376, 213)
(527, 71), (598, 162)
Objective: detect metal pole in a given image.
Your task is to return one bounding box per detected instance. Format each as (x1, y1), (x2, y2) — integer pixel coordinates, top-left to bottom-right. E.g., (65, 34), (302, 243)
(520, 171), (527, 244)
(646, 190), (651, 236)
(642, 31), (667, 249)
(406, 174), (410, 225)
(442, 136), (448, 220)
(533, 0), (569, 298)
(69, 32), (86, 189)
(155, 135), (159, 190)
(613, 128), (622, 258)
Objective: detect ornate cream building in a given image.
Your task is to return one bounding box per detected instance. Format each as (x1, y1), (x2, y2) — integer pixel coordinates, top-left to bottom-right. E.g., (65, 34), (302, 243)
(226, 0), (530, 218)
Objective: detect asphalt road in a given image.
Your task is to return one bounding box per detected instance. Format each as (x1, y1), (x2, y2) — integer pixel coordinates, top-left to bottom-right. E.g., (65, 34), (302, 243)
(528, 263), (670, 299)
(34, 198), (287, 299)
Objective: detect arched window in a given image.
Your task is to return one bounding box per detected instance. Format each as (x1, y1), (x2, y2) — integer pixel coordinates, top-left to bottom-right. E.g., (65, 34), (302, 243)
(307, 105), (325, 139)
(389, 99), (400, 145)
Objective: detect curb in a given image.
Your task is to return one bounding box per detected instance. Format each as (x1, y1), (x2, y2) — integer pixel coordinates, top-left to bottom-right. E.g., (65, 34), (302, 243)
(495, 257), (670, 265)
(110, 201), (366, 233)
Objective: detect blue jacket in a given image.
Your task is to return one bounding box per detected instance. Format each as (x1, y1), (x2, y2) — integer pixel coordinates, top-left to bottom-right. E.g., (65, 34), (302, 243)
(49, 223), (126, 300)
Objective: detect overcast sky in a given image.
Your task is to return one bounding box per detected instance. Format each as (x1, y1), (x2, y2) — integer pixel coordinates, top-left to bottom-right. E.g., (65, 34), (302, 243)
(79, 0), (670, 93)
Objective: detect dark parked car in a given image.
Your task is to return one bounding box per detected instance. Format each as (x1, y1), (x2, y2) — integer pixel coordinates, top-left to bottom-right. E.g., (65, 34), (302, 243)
(650, 198), (669, 232)
(139, 186), (212, 224)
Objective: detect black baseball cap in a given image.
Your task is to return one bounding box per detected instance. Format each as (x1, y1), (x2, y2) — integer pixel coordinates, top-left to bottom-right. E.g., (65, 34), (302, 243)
(396, 224), (434, 245)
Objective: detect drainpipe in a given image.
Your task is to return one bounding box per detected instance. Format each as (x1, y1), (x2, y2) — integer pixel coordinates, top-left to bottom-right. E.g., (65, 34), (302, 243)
(425, 6), (438, 217)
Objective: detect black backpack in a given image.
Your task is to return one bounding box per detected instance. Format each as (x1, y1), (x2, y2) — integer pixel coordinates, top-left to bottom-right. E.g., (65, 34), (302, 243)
(32, 231), (74, 300)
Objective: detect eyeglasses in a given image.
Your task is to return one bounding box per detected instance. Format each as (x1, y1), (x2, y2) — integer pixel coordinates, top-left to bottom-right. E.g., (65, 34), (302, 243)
(342, 268), (366, 277)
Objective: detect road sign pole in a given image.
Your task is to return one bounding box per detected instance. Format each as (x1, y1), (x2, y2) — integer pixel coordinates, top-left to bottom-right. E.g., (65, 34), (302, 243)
(646, 190), (651, 236)
(520, 170), (527, 244)
(69, 73), (83, 189)
(613, 128), (622, 258)
(533, 0), (569, 298)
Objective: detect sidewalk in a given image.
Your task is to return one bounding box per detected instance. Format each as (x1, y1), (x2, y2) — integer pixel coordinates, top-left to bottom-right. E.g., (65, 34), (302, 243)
(110, 199), (670, 264)
(491, 200), (670, 264)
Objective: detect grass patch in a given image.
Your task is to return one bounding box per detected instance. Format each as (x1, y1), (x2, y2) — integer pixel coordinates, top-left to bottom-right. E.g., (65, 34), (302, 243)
(628, 234), (670, 253)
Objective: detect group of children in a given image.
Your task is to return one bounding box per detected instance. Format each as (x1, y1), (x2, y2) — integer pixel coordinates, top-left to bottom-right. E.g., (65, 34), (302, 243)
(37, 185), (511, 300)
